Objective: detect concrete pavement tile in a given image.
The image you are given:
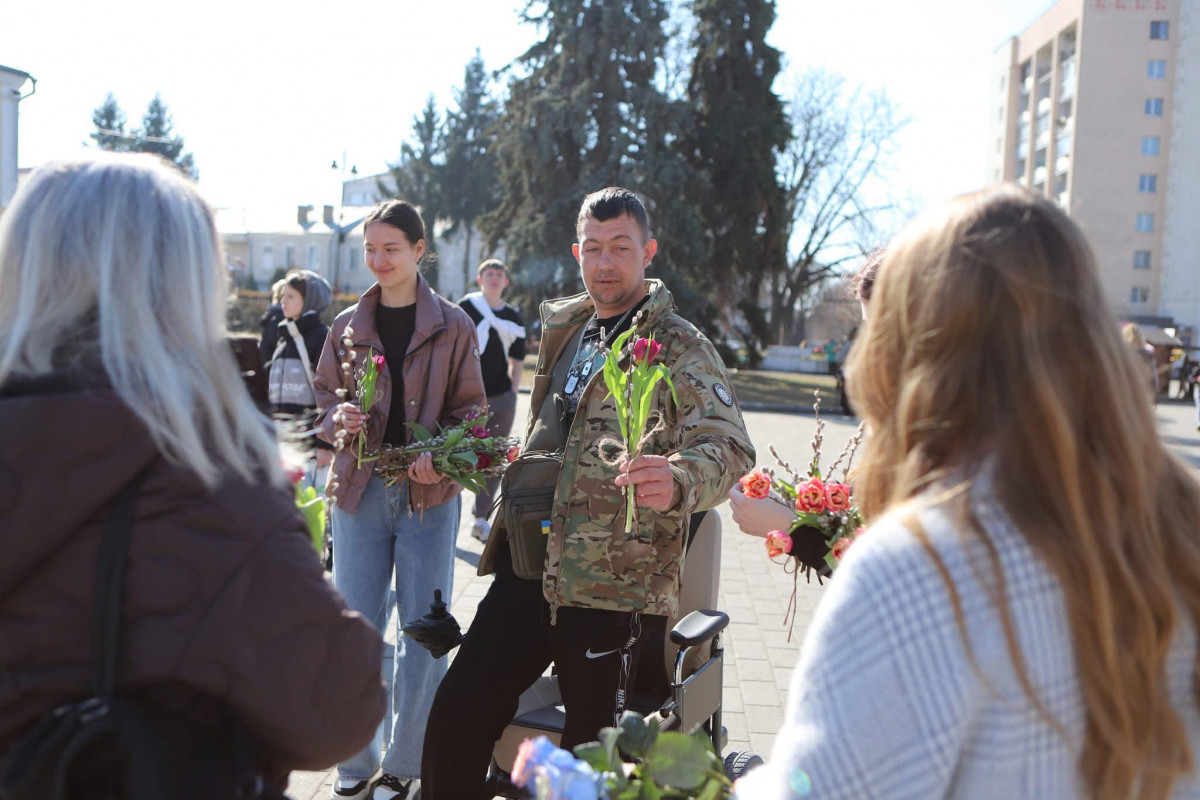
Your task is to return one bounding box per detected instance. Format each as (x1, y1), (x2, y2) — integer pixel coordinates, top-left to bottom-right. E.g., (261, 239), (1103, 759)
(766, 647), (801, 669)
(774, 667), (794, 689)
(723, 686), (745, 713)
(746, 703), (784, 734)
(730, 639), (767, 660)
(722, 710), (749, 746)
(735, 657), (775, 683)
(740, 680), (781, 706)
(749, 732), (777, 759)
(728, 622), (764, 644)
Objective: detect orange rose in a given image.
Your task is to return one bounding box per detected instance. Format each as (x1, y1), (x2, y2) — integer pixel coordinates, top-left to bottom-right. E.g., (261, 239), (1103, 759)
(795, 477), (827, 513)
(831, 536), (854, 560)
(825, 481), (852, 512)
(739, 471), (772, 499)
(765, 530), (793, 558)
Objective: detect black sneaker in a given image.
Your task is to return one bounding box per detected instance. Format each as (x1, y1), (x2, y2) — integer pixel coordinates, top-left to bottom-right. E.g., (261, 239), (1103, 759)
(371, 773), (415, 800)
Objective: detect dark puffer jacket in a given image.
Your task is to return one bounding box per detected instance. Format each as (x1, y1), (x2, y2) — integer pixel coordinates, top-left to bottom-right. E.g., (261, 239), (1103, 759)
(0, 371), (386, 782)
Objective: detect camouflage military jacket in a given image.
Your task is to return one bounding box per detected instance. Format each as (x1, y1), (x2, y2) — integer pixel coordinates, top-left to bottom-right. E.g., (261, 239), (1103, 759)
(524, 279), (754, 619)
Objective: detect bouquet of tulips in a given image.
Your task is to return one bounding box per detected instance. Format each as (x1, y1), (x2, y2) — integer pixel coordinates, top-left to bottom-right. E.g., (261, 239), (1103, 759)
(366, 407), (521, 495)
(739, 392), (865, 575)
(599, 329), (678, 533)
(738, 393), (865, 639)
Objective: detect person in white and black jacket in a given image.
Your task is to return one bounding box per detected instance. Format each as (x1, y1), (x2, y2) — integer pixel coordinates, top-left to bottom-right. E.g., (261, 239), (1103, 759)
(267, 269), (335, 473)
(457, 258), (526, 543)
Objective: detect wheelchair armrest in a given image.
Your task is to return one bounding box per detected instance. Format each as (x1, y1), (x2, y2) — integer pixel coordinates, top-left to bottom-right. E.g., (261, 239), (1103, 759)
(669, 609), (730, 648)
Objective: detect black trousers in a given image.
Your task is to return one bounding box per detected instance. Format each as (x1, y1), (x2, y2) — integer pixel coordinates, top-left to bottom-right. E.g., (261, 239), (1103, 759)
(421, 550), (656, 800)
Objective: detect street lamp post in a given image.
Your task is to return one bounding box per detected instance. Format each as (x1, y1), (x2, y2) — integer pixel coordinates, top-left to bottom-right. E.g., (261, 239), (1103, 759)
(325, 154), (364, 293)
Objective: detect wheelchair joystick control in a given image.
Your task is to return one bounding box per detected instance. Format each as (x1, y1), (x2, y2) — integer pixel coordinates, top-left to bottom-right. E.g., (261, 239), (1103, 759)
(402, 590), (463, 659)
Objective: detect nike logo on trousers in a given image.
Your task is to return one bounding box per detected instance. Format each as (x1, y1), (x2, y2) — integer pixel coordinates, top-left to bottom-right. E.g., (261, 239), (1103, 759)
(585, 647), (620, 659)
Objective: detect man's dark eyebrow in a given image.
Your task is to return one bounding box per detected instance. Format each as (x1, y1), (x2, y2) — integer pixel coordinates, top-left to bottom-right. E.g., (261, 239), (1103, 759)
(581, 233), (636, 244)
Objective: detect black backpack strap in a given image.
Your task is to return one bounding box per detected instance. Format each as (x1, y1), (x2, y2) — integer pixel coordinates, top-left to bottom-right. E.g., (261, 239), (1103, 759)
(91, 469), (149, 699)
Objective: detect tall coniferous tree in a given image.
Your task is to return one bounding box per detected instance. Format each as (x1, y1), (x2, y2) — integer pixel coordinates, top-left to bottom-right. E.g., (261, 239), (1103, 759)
(90, 93), (130, 152)
(684, 0), (790, 361)
(382, 96), (447, 285)
(442, 50), (501, 279)
(481, 0), (672, 301)
(137, 95), (197, 179)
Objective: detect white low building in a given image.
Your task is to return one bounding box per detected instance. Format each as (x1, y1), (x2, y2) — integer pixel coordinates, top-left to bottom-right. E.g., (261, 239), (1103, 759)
(0, 63), (34, 211)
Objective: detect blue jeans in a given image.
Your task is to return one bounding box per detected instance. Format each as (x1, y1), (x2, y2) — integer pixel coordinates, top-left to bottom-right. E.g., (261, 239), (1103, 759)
(332, 475), (459, 781)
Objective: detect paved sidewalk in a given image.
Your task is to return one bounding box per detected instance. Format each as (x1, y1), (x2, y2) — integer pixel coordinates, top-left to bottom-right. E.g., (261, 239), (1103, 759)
(284, 401), (862, 800)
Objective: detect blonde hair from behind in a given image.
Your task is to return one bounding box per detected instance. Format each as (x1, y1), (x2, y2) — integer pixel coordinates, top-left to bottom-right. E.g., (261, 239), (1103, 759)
(845, 183), (1200, 800)
(0, 153), (283, 488)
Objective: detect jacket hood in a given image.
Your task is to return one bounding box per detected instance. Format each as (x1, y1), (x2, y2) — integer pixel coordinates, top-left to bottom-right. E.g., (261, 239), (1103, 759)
(0, 372), (161, 595)
(299, 270), (332, 316)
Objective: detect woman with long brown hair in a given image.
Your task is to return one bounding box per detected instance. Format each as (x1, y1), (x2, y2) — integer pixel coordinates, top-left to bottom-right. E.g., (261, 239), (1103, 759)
(736, 184), (1200, 799)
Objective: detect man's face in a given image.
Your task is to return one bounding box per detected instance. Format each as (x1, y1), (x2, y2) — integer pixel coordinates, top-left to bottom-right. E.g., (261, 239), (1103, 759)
(477, 266), (509, 295)
(572, 213), (657, 318)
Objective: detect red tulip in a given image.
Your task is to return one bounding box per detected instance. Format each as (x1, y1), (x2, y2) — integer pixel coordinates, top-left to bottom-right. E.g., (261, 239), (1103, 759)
(632, 337), (662, 364)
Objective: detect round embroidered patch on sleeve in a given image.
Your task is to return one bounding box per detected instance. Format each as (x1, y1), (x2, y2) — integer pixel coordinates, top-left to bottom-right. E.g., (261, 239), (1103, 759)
(713, 382), (734, 407)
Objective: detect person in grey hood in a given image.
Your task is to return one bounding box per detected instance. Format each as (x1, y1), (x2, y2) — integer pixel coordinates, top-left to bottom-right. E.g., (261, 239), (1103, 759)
(269, 269), (336, 475)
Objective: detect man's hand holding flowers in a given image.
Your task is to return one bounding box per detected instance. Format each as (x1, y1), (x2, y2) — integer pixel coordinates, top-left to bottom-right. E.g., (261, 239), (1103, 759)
(613, 453), (679, 512)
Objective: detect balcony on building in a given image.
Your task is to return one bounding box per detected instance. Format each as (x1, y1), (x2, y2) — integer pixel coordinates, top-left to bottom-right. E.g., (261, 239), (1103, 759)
(1058, 57), (1076, 102)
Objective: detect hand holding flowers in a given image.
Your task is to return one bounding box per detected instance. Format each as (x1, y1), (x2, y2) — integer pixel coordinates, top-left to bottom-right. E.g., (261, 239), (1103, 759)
(368, 407), (521, 495)
(600, 329), (678, 533)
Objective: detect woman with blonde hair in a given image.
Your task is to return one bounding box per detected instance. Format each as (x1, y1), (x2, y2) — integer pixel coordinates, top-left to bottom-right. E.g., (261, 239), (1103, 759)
(0, 153), (385, 795)
(735, 184), (1200, 799)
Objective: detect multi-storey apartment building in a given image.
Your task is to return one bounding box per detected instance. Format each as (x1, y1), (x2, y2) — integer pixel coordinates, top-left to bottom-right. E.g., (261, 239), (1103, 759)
(989, 0), (1198, 341)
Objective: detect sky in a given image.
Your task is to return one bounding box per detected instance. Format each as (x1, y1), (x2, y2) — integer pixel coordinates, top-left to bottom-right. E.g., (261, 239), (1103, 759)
(3, 0), (1057, 232)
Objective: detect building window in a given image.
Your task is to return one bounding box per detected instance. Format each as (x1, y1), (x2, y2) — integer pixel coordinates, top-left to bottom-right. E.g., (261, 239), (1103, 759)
(1142, 136), (1161, 155)
(285, 244), (296, 269)
(1136, 213), (1155, 232)
(1134, 250), (1152, 269)
(1150, 21), (1169, 40)
(1148, 60), (1167, 79)
(307, 244), (319, 269)
(1139, 174), (1158, 193)
(1145, 98), (1164, 117)
(1131, 286), (1149, 305)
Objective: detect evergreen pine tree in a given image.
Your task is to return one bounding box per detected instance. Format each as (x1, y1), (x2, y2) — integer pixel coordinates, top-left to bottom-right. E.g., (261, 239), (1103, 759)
(684, 0), (790, 361)
(382, 96), (447, 286)
(90, 93), (130, 152)
(480, 0), (672, 302)
(136, 95), (198, 178)
(442, 50), (502, 280)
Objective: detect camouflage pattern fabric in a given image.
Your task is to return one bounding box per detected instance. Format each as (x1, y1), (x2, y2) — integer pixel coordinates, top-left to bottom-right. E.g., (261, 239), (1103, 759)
(482, 279), (755, 620)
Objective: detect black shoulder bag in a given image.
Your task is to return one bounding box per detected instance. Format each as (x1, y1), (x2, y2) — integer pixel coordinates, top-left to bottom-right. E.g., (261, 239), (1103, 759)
(0, 471), (288, 800)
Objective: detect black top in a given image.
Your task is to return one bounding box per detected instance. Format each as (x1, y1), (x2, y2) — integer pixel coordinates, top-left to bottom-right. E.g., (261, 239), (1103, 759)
(563, 296), (650, 417)
(459, 298), (527, 397)
(376, 303), (417, 446)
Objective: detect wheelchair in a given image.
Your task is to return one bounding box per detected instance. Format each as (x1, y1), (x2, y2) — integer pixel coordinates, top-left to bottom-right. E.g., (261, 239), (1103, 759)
(483, 509), (764, 796)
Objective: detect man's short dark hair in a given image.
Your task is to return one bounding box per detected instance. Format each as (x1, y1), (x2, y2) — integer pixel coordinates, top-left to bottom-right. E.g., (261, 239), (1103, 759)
(576, 187), (651, 243)
(477, 258), (508, 278)
(850, 248), (885, 302)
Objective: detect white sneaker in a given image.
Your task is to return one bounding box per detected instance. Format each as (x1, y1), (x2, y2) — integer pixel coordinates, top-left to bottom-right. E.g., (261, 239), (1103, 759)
(372, 773), (416, 800)
(331, 771), (379, 800)
(471, 517), (491, 544)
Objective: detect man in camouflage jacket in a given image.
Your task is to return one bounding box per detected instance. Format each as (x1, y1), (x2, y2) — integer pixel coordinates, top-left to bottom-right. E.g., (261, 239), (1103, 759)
(422, 188), (754, 800)
(480, 276), (754, 621)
